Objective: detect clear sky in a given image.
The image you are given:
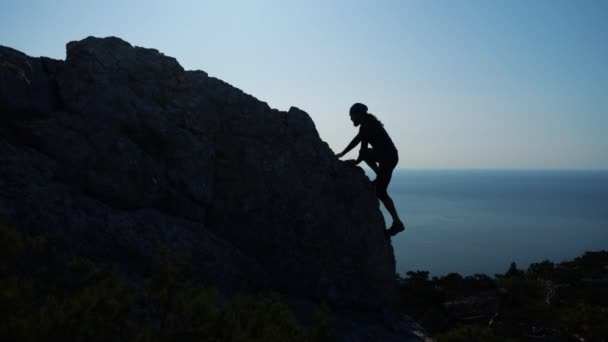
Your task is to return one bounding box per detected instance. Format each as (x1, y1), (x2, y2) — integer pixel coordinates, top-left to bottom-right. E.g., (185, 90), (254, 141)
(1, 0), (607, 169)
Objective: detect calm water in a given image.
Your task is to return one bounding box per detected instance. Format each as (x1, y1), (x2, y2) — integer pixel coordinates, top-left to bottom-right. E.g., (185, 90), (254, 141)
(373, 169), (608, 277)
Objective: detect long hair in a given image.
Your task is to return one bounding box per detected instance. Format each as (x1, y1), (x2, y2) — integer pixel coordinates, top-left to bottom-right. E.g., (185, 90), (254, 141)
(366, 113), (384, 126)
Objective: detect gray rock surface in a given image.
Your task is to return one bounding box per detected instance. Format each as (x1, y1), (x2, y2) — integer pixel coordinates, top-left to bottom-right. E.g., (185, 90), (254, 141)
(0, 36), (411, 338)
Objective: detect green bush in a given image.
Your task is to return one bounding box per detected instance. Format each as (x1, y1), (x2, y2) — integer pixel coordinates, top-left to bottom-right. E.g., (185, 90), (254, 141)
(0, 222), (135, 341)
(215, 293), (304, 342)
(437, 324), (514, 342)
(496, 276), (544, 305)
(0, 222), (335, 341)
(560, 303), (608, 340)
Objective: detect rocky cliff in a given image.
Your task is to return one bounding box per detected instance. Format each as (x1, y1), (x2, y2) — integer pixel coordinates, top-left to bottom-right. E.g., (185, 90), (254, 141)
(0, 37), (398, 311)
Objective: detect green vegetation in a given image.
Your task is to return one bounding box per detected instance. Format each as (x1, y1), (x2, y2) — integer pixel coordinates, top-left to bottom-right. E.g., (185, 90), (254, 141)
(398, 253), (608, 340)
(436, 325), (515, 342)
(0, 223), (334, 341)
(6, 218), (605, 341)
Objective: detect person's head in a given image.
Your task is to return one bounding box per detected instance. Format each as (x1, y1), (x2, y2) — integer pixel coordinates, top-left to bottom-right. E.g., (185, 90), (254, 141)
(349, 102), (367, 126)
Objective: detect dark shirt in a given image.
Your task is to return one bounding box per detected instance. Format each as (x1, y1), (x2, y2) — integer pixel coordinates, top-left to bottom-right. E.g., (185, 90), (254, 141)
(358, 114), (398, 160)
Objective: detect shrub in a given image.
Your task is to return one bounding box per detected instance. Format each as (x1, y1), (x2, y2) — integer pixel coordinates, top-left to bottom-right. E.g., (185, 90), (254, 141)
(0, 222), (335, 341)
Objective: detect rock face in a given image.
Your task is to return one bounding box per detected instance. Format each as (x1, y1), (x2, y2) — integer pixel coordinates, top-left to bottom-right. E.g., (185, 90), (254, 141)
(0, 37), (397, 309)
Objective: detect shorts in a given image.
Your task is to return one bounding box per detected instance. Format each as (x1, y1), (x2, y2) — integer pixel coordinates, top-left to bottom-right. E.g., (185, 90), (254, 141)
(360, 148), (398, 195)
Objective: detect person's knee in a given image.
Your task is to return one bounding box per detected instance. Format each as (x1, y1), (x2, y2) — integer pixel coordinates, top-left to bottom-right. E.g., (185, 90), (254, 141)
(360, 148), (376, 161)
(376, 187), (388, 199)
(363, 157), (375, 166)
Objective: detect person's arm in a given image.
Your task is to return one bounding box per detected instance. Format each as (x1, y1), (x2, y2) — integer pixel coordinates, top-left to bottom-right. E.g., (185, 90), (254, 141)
(354, 121), (373, 164)
(335, 133), (361, 158)
(355, 139), (369, 164)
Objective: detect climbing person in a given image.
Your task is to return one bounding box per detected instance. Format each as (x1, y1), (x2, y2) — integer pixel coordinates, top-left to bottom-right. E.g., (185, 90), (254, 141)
(335, 103), (405, 237)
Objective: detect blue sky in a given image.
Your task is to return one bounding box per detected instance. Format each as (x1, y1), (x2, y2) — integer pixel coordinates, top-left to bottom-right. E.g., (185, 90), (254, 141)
(1, 0), (606, 169)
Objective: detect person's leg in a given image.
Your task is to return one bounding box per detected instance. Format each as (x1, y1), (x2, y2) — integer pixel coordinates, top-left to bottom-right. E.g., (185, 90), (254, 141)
(361, 148), (380, 175)
(377, 187), (401, 226)
(375, 160), (404, 235)
(364, 159), (380, 175)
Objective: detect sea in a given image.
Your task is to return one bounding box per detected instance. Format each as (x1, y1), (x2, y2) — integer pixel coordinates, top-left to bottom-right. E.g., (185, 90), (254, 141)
(370, 169), (608, 277)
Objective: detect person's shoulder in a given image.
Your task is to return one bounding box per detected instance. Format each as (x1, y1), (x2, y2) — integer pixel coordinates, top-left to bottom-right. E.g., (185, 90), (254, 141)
(365, 115), (382, 128)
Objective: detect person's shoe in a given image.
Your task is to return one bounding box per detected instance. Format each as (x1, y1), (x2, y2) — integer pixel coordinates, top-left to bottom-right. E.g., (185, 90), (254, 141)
(389, 221), (405, 236)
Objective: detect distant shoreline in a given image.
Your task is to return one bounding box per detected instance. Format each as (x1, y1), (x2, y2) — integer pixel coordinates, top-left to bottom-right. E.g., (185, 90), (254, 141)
(383, 168), (608, 277)
(392, 168), (608, 172)
(400, 249), (608, 280)
(398, 249), (608, 340)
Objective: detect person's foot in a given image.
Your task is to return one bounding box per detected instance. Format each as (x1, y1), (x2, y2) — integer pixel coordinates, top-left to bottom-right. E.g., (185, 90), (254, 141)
(388, 221), (405, 236)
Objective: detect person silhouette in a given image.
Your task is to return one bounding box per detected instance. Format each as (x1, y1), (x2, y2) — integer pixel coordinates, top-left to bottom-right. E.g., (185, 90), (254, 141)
(335, 103), (405, 237)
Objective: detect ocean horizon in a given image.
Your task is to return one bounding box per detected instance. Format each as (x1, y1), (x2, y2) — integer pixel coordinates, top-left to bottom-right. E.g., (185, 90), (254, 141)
(367, 168), (608, 277)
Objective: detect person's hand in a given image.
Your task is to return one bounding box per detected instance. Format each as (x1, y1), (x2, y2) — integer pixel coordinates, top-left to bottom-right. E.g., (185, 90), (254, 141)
(344, 159), (357, 166)
(335, 152), (345, 159)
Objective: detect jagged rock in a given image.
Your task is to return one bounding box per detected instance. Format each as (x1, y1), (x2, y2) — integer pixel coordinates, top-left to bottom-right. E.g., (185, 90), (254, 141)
(0, 37), (398, 312)
(0, 47), (56, 118)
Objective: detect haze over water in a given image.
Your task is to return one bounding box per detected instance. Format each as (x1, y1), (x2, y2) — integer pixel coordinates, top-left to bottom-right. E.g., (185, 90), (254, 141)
(376, 169), (608, 277)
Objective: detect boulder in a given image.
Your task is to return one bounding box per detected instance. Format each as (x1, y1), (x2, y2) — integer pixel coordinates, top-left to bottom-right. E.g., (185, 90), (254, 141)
(0, 36), (398, 310)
